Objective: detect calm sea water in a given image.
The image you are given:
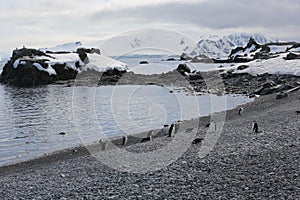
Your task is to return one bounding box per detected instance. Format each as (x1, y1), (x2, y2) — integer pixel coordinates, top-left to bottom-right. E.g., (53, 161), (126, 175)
(0, 84), (252, 166)
(0, 56), (250, 166)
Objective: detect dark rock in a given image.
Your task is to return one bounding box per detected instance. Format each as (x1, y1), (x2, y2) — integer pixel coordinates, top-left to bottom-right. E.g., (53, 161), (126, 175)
(189, 74), (203, 81)
(52, 64), (78, 80)
(292, 82), (300, 87)
(76, 48), (89, 63)
(0, 60), (57, 86)
(176, 64), (191, 76)
(11, 47), (53, 62)
(166, 58), (177, 61)
(192, 138), (203, 144)
(260, 88), (274, 95)
(180, 53), (193, 61)
(285, 53), (300, 60)
(76, 47), (100, 55)
(237, 65), (249, 70)
(280, 84), (293, 91)
(254, 87), (274, 95)
(262, 81), (276, 88)
(227, 69), (235, 74)
(276, 93), (288, 100)
(274, 79), (283, 84)
(139, 61), (149, 65)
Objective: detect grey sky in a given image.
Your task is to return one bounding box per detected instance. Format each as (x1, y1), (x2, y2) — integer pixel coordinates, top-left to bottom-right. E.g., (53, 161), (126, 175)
(0, 0), (299, 54)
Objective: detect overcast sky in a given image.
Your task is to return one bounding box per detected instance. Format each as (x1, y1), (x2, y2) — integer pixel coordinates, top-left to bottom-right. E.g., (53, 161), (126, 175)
(0, 0), (299, 54)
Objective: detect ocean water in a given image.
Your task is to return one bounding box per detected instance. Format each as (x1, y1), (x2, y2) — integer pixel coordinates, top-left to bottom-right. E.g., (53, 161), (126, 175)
(0, 84), (252, 166)
(0, 56), (252, 166)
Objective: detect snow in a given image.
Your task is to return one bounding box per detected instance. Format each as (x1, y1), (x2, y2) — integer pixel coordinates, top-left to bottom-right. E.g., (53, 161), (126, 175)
(232, 45), (256, 58)
(129, 63), (172, 75)
(269, 45), (290, 53)
(12, 52), (127, 75)
(40, 53), (83, 71)
(33, 63), (57, 75)
(291, 47), (300, 52)
(13, 59), (20, 68)
(244, 45), (256, 55)
(39, 42), (82, 53)
(93, 28), (197, 56)
(85, 54), (128, 72)
(236, 53), (300, 76)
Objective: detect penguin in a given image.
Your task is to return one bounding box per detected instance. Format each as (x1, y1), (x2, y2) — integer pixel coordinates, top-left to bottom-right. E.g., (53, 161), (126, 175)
(141, 131), (153, 143)
(122, 135), (128, 145)
(99, 138), (108, 150)
(163, 125), (169, 135)
(168, 123), (175, 137)
(192, 138), (203, 144)
(239, 107), (244, 115)
(252, 121), (258, 133)
(141, 135), (152, 143)
(175, 121), (182, 132)
(58, 132), (66, 135)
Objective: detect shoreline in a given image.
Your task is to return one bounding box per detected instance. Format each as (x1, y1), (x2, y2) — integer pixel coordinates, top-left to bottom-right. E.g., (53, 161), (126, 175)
(0, 90), (299, 199)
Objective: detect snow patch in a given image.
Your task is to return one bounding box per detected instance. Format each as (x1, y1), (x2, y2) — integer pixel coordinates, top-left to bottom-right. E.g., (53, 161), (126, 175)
(269, 45), (290, 53)
(33, 63), (57, 75)
(40, 42), (82, 53)
(129, 63), (172, 75)
(236, 53), (300, 76)
(85, 54), (128, 72)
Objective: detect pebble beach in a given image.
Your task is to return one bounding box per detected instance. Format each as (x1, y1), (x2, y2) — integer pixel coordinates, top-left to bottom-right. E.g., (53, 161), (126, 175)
(0, 90), (299, 199)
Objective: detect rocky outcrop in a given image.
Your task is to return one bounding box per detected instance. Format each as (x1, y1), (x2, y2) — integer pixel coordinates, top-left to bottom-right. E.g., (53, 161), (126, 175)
(189, 69), (300, 97)
(228, 37), (271, 62)
(0, 60), (57, 87)
(176, 64), (191, 76)
(0, 47), (125, 87)
(0, 48), (59, 86)
(284, 53), (300, 60)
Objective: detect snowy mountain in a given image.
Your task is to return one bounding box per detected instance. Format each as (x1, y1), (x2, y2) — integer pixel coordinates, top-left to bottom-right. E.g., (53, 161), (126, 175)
(91, 28), (197, 56)
(189, 33), (270, 59)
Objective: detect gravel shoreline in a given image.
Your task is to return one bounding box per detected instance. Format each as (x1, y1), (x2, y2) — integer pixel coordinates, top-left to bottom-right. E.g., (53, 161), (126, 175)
(0, 91), (299, 199)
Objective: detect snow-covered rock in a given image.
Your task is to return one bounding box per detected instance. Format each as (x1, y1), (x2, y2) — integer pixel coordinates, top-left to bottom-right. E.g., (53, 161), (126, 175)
(39, 41), (83, 53)
(0, 47), (127, 86)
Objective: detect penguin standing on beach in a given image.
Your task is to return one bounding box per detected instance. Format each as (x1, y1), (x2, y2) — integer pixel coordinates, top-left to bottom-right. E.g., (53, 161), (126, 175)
(99, 138), (109, 150)
(122, 135), (128, 145)
(163, 125), (169, 135)
(253, 121), (258, 133)
(168, 123), (175, 137)
(239, 107), (244, 115)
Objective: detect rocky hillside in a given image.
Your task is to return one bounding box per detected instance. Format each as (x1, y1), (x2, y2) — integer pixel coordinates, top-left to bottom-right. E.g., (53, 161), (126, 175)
(189, 33), (269, 58)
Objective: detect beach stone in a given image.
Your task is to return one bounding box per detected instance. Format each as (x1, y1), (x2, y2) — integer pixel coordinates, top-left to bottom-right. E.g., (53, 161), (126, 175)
(139, 61), (149, 64)
(285, 52), (300, 60)
(276, 92), (288, 100)
(262, 81), (276, 88)
(227, 69), (235, 74)
(237, 65), (249, 70)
